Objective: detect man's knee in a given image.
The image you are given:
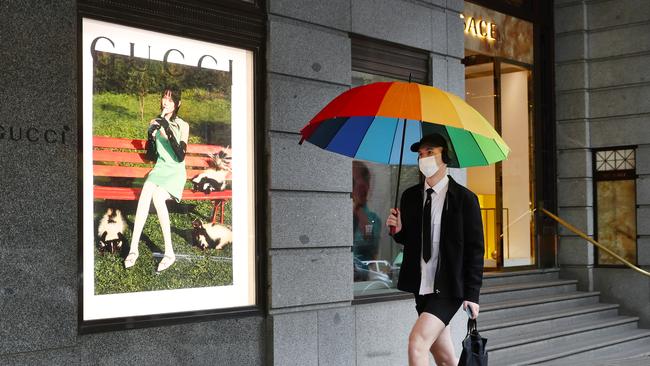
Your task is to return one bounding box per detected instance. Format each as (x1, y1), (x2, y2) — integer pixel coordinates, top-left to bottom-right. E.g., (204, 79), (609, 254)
(430, 329), (456, 366)
(408, 330), (429, 357)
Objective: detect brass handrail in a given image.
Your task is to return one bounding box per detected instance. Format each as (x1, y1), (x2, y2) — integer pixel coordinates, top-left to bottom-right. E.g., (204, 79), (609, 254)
(539, 207), (650, 278)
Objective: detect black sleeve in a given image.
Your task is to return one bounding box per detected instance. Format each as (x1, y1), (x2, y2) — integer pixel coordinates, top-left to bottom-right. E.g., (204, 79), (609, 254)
(156, 117), (187, 162)
(392, 191), (408, 245)
(145, 124), (160, 162)
(463, 193), (485, 304)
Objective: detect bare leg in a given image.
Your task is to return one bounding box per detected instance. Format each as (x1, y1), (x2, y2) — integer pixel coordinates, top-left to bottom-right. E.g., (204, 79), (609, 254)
(430, 325), (458, 366)
(152, 185), (175, 271)
(408, 313), (446, 366)
(125, 181), (156, 267)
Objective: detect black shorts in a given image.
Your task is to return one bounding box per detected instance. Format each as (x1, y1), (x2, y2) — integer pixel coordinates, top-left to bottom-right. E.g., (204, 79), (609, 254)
(414, 294), (463, 326)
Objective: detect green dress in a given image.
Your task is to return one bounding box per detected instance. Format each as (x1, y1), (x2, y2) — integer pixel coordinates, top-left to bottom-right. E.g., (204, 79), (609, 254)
(146, 117), (187, 202)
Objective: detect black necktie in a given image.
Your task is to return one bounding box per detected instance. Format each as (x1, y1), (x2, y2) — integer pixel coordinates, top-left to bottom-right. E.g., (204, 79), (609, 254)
(423, 188), (434, 263)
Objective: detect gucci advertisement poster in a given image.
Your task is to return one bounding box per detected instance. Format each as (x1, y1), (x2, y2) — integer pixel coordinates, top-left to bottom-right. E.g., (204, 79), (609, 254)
(81, 18), (256, 322)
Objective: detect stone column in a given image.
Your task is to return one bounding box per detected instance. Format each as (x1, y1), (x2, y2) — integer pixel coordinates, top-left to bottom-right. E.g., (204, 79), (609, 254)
(554, 0), (595, 291)
(267, 1), (355, 365)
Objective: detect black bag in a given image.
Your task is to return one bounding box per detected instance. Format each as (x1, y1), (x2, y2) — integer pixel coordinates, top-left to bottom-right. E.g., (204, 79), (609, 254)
(458, 318), (488, 366)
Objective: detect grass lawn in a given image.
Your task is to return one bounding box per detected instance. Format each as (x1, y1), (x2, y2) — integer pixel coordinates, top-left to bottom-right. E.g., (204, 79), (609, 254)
(93, 90), (231, 145)
(94, 199), (233, 295)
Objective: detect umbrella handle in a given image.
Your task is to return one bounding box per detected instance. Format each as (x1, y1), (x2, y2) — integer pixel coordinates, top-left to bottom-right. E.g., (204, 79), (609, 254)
(389, 225), (396, 236)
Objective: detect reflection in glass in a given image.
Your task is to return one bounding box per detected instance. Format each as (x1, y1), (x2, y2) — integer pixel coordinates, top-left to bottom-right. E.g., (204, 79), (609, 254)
(353, 161), (382, 261)
(352, 71), (397, 87)
(351, 71), (421, 296)
(352, 160), (421, 295)
(597, 180), (637, 265)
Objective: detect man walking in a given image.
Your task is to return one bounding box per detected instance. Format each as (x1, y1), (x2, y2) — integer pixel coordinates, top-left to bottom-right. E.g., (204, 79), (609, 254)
(386, 133), (485, 366)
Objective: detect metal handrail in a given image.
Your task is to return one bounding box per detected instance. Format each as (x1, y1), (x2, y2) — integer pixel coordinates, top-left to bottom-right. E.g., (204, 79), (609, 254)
(538, 207), (650, 278)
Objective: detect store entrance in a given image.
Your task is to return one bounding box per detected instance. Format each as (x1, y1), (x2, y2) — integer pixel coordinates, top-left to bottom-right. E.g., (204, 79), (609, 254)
(463, 53), (536, 270)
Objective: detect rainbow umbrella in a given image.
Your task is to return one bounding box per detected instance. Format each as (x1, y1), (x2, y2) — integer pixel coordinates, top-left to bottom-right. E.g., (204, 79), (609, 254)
(299, 81), (510, 216)
(299, 81), (509, 168)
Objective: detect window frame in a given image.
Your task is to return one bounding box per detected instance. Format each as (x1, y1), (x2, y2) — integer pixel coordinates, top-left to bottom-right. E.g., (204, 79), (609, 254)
(592, 145), (639, 268)
(351, 35), (430, 84)
(77, 0), (267, 333)
(350, 34), (430, 304)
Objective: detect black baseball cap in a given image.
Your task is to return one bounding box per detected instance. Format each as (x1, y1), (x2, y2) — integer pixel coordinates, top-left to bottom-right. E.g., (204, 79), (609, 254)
(410, 133), (448, 152)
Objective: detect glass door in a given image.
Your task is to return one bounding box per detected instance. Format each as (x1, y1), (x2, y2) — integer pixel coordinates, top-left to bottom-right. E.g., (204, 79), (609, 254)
(464, 57), (499, 269)
(464, 54), (536, 269)
(499, 60), (535, 267)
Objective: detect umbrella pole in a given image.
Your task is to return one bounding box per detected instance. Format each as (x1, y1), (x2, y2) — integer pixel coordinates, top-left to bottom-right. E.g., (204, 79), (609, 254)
(390, 117), (408, 235)
(393, 72), (414, 209)
(390, 74), (412, 235)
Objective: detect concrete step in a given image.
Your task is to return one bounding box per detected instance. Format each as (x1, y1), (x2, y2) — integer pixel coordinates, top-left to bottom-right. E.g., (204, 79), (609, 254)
(472, 269), (648, 364)
(480, 303), (620, 340)
(589, 355), (650, 366)
(490, 326), (650, 365)
(601, 356), (650, 366)
(538, 332), (650, 365)
(483, 268), (561, 287)
(479, 280), (578, 304)
(479, 291), (602, 323)
(545, 354), (650, 366)
(488, 316), (641, 364)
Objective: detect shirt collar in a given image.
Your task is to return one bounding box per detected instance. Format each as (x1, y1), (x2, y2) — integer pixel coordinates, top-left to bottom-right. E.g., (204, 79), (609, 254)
(424, 175), (449, 194)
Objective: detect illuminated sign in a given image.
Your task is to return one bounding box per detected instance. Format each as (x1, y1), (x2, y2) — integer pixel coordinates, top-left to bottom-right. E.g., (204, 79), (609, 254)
(461, 14), (497, 41)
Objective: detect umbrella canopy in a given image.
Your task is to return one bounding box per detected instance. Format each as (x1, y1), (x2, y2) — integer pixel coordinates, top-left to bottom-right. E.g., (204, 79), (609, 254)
(299, 81), (510, 168)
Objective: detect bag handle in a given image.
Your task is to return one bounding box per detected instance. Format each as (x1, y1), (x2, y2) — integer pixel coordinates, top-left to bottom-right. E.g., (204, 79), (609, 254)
(466, 318), (479, 336)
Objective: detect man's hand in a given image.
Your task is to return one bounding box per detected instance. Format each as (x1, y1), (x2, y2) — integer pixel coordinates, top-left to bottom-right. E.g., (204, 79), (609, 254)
(386, 208), (402, 235)
(463, 300), (479, 319)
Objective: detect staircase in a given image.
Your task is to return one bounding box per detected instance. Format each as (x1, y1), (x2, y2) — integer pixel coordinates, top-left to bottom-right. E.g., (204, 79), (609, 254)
(479, 269), (650, 365)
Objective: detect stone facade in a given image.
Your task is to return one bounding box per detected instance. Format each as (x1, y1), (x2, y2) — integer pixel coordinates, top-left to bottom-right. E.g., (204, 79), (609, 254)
(0, 1), (265, 365)
(9, 0), (646, 364)
(0, 0), (467, 364)
(267, 1), (468, 364)
(555, 0), (650, 327)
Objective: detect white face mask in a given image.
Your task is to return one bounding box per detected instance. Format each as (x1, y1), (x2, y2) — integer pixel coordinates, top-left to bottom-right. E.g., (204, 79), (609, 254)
(418, 155), (439, 178)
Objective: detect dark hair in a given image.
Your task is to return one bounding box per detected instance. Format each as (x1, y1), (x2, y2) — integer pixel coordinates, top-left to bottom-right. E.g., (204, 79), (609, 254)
(161, 86), (182, 120)
(439, 146), (451, 165)
(353, 161), (371, 184)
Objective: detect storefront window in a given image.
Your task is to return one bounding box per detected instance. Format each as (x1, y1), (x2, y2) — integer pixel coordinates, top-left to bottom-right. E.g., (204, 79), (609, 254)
(351, 116), (421, 295)
(350, 36), (429, 297)
(81, 19), (256, 324)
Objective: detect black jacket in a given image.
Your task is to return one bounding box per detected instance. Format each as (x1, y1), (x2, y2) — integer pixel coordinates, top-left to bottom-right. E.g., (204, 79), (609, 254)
(393, 176), (485, 303)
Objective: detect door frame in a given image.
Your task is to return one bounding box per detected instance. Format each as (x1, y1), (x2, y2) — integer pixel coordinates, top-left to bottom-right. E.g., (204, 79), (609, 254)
(463, 54), (538, 271)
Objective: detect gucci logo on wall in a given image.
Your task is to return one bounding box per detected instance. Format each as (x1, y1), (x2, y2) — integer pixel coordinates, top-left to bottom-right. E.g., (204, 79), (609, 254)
(0, 125), (72, 145)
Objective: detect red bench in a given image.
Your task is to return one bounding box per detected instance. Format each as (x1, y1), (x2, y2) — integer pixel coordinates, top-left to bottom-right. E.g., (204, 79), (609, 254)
(93, 136), (232, 224)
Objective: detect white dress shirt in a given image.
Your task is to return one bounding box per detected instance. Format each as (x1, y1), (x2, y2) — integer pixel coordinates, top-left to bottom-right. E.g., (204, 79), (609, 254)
(419, 175), (449, 295)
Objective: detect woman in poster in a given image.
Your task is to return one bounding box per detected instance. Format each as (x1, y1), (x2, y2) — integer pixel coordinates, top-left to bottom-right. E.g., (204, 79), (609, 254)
(125, 87), (190, 272)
